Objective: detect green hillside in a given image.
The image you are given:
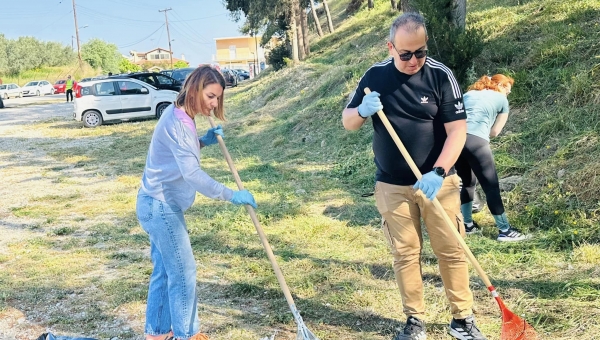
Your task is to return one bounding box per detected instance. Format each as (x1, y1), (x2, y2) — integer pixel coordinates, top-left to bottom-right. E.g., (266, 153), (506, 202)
(210, 0), (600, 338)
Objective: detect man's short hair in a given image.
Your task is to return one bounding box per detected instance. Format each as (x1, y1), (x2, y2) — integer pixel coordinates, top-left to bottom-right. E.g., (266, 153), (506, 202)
(389, 12), (428, 42)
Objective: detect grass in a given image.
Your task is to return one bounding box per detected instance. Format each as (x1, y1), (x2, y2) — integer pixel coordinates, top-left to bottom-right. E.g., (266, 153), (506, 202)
(0, 0), (599, 339)
(1, 63), (100, 86)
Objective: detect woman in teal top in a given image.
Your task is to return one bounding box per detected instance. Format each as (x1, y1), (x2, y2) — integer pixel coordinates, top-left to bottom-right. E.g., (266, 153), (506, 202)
(455, 74), (531, 242)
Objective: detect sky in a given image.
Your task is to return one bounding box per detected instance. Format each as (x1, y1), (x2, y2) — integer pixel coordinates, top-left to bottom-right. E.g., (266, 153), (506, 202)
(0, 0), (245, 66)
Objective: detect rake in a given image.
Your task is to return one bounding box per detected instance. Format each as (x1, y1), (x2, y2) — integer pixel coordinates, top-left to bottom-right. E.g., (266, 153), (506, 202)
(207, 115), (319, 340)
(364, 88), (537, 340)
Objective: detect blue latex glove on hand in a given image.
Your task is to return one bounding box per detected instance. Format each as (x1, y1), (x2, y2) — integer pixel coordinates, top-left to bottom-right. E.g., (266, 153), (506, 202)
(230, 189), (257, 209)
(357, 91), (383, 118)
(199, 125), (224, 146)
(413, 170), (444, 201)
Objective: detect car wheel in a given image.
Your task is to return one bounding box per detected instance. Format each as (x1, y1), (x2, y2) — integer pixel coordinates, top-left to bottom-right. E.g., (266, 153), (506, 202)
(83, 110), (103, 128)
(156, 103), (169, 119)
(51, 89), (55, 95)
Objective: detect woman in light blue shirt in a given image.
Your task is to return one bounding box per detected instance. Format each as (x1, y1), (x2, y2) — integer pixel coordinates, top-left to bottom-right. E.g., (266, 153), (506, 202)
(455, 74), (531, 242)
(137, 66), (256, 340)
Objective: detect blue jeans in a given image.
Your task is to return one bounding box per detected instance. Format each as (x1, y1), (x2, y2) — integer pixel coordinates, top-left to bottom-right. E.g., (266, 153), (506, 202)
(136, 192), (200, 339)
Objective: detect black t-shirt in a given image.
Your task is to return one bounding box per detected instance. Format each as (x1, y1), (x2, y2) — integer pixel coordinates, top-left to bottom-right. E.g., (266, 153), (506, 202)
(347, 57), (466, 185)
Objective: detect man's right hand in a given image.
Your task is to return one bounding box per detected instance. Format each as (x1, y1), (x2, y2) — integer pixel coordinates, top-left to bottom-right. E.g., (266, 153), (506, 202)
(357, 91), (383, 118)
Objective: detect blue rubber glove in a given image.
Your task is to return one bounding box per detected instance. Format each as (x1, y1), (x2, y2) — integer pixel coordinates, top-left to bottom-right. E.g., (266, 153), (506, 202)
(230, 189), (257, 209)
(357, 91), (383, 118)
(413, 170), (444, 201)
(199, 125), (224, 146)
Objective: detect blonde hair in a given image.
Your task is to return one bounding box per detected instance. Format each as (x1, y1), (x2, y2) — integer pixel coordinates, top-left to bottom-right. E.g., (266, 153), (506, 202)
(175, 66), (226, 120)
(467, 74), (514, 92)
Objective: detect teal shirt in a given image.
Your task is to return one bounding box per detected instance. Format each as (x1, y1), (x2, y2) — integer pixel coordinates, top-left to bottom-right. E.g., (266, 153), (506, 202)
(463, 89), (509, 141)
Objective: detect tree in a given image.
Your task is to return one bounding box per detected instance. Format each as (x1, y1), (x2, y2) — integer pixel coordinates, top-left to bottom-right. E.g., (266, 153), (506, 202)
(173, 60), (189, 69)
(300, 1), (310, 56)
(451, 0), (466, 30)
(411, 0), (483, 84)
(401, 0), (414, 12)
(391, 0), (398, 10)
(81, 39), (120, 73)
(368, 0), (374, 9)
(118, 57), (141, 73)
(290, 0), (300, 62)
(322, 0), (334, 33)
(309, 1), (324, 37)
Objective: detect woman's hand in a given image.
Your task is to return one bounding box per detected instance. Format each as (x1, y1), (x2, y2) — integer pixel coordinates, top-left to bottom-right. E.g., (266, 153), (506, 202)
(199, 125), (224, 146)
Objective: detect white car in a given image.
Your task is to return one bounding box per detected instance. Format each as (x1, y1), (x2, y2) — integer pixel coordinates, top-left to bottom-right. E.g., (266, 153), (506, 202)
(0, 83), (23, 99)
(73, 78), (177, 128)
(21, 80), (54, 96)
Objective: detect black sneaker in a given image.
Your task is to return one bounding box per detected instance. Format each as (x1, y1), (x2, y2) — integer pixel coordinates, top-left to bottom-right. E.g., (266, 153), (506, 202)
(497, 226), (532, 242)
(448, 315), (487, 340)
(394, 316), (426, 340)
(464, 221), (480, 235)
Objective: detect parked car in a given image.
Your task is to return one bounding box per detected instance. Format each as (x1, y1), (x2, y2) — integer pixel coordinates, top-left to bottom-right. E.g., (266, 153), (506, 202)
(233, 69), (250, 80)
(22, 80), (54, 96)
(160, 69), (173, 77)
(170, 67), (198, 84)
(54, 80), (67, 94)
(73, 78), (176, 128)
(0, 83), (23, 99)
(221, 69), (238, 87)
(110, 72), (182, 92)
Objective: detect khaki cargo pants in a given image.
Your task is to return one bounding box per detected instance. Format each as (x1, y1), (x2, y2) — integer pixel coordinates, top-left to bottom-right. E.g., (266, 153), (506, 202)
(374, 174), (473, 320)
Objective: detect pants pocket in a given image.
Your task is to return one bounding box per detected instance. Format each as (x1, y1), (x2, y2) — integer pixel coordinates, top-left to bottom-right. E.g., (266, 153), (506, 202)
(136, 194), (153, 222)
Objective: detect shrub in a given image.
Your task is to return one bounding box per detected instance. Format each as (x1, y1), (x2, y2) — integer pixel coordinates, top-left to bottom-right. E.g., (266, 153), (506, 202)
(266, 43), (291, 71)
(411, 0), (485, 86)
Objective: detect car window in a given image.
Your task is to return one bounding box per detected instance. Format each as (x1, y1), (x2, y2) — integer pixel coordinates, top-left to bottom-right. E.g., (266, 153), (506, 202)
(25, 82), (38, 86)
(0, 85), (5, 90)
(41, 81), (49, 85)
(118, 81), (147, 95)
(137, 75), (157, 86)
(55, 80), (65, 84)
(80, 86), (92, 96)
(156, 75), (174, 85)
(94, 82), (117, 96)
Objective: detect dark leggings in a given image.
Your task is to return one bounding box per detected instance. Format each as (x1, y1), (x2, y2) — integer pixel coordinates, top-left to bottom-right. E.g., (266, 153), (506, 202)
(66, 89), (73, 102)
(455, 134), (505, 215)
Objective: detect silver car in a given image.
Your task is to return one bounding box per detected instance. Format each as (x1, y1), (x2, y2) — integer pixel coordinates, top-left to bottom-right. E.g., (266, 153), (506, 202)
(0, 83), (23, 99)
(21, 80), (54, 96)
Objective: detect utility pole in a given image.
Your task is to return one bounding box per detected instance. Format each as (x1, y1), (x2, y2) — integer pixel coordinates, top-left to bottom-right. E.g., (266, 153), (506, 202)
(159, 8), (173, 68)
(72, 0), (83, 69)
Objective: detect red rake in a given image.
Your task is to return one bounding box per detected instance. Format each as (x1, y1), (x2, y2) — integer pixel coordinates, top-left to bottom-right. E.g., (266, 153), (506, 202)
(365, 88), (538, 340)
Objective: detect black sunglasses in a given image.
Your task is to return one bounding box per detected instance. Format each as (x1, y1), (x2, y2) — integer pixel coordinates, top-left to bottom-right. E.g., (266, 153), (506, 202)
(392, 43), (428, 61)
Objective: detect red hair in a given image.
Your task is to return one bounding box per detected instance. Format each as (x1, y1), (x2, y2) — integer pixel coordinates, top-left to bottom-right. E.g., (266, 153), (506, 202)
(467, 74), (514, 92)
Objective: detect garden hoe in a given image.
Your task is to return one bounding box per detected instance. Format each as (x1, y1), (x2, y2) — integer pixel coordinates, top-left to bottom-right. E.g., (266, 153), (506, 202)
(364, 88), (538, 340)
(207, 115), (319, 340)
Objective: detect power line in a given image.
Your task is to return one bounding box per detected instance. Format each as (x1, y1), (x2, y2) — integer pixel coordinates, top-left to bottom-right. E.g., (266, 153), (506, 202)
(170, 10), (213, 44)
(118, 24), (165, 48)
(77, 4), (162, 23)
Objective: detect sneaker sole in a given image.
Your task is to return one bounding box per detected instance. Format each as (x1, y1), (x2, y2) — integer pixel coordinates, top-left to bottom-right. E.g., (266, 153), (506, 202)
(497, 235), (532, 242)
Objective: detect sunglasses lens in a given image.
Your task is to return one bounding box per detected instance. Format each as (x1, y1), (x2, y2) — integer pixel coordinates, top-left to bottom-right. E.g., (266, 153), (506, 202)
(398, 50), (427, 61)
(399, 53), (413, 61)
(414, 50), (427, 58)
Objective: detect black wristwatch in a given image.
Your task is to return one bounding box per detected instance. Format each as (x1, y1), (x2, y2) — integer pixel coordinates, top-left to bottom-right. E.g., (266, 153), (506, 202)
(432, 167), (447, 178)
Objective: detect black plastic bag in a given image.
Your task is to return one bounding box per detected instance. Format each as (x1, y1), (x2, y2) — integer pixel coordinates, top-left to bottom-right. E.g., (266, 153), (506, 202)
(36, 332), (98, 340)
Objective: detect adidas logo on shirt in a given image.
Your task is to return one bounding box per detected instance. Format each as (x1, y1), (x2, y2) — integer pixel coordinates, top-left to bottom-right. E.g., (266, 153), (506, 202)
(455, 101), (464, 114)
(420, 96), (429, 104)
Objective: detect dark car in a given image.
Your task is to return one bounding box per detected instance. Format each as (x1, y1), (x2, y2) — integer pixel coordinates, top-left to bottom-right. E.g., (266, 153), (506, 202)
(160, 69), (173, 77)
(170, 67), (197, 84)
(233, 69), (250, 80)
(221, 69), (238, 87)
(111, 72), (182, 92)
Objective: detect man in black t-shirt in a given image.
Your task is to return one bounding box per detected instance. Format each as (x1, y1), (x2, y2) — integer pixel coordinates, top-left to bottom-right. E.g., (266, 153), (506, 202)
(342, 12), (486, 340)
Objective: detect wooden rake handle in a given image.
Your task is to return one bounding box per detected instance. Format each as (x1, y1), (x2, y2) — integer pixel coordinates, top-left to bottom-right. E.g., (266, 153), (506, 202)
(364, 87), (493, 288)
(206, 115), (301, 312)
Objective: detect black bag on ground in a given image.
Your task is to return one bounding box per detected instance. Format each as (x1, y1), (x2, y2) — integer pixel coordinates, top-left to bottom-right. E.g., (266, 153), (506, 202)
(36, 332), (98, 340)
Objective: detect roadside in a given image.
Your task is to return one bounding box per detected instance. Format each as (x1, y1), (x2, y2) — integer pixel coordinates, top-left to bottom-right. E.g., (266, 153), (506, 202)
(1, 94), (66, 108)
